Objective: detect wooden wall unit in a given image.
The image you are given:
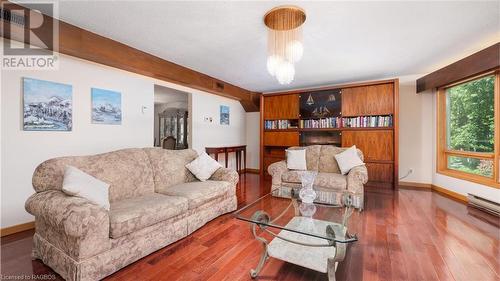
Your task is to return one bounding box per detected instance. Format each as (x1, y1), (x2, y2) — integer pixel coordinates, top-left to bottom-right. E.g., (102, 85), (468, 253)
(263, 94), (300, 119)
(260, 79), (399, 188)
(342, 83), (394, 116)
(341, 130), (394, 161)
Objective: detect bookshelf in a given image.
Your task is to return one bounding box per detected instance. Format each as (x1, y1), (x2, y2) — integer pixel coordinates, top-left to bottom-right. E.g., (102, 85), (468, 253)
(260, 79), (399, 188)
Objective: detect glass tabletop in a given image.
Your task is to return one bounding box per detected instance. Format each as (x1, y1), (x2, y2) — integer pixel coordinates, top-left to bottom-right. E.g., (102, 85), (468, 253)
(234, 189), (359, 245)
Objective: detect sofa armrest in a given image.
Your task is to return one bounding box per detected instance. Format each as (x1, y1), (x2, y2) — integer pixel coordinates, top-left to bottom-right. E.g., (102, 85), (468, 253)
(346, 165), (368, 193)
(25, 190), (111, 259)
(268, 160), (288, 185)
(210, 167), (239, 187)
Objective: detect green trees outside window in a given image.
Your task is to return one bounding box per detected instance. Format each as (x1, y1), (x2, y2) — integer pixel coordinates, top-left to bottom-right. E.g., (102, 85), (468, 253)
(446, 75), (495, 177)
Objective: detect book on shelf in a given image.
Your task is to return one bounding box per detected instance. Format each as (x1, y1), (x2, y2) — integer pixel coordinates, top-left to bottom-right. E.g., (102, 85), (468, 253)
(264, 120), (295, 130)
(341, 115), (392, 128)
(300, 117), (342, 129)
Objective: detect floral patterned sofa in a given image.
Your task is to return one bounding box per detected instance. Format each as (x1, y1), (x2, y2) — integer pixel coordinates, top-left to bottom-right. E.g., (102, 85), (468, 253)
(25, 148), (238, 281)
(268, 145), (368, 209)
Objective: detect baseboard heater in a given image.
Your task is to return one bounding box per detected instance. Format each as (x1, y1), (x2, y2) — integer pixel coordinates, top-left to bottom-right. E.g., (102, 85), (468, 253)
(467, 194), (500, 216)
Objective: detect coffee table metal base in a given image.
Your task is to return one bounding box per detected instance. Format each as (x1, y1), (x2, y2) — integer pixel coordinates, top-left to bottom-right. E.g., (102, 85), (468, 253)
(249, 213), (348, 281)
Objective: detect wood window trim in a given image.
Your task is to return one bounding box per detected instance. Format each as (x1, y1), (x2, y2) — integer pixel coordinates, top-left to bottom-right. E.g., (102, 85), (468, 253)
(436, 71), (500, 189)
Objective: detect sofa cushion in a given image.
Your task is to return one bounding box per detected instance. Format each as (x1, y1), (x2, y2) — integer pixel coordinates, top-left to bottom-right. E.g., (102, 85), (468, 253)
(158, 180), (234, 210)
(185, 152), (222, 181)
(109, 193), (188, 238)
(281, 171), (347, 190)
(288, 145), (321, 171)
(32, 148), (155, 202)
(318, 146), (343, 174)
(143, 148), (199, 193)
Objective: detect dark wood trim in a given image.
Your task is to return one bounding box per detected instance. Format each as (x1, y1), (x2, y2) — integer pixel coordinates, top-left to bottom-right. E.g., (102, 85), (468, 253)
(393, 78), (399, 187)
(244, 168), (260, 174)
(0, 221), (34, 237)
(0, 0), (260, 111)
(263, 78), (398, 96)
(416, 43), (500, 93)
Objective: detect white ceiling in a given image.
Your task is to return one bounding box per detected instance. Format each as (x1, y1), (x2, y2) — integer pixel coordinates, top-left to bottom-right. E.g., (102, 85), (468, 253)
(154, 84), (188, 104)
(20, 1), (500, 92)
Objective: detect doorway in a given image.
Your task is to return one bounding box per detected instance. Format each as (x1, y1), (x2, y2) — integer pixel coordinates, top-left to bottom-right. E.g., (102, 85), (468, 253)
(154, 85), (189, 149)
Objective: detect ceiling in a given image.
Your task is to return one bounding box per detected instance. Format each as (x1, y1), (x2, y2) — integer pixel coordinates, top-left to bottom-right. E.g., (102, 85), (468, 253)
(154, 84), (188, 104)
(20, 1), (500, 93)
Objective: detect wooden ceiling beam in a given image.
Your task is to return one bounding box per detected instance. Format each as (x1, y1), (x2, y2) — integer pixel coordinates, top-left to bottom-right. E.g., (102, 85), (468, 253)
(0, 0), (260, 111)
(416, 43), (500, 93)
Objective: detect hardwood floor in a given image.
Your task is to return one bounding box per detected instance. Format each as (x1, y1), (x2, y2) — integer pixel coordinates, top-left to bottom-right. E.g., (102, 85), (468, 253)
(1, 174), (499, 281)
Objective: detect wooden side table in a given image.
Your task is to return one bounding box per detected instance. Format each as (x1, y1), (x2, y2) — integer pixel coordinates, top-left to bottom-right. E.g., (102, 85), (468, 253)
(206, 145), (246, 174)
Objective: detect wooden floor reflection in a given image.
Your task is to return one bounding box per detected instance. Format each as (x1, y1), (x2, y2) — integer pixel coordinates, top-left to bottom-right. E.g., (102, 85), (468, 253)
(1, 174), (499, 281)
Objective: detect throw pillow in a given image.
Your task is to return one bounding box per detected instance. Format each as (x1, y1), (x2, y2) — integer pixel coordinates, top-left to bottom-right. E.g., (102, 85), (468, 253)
(185, 152), (222, 181)
(286, 148), (307, 170)
(62, 166), (110, 210)
(334, 145), (365, 175)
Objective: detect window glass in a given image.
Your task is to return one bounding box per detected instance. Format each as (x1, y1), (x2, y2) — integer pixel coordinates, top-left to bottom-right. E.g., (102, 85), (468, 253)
(447, 155), (493, 178)
(446, 75), (495, 152)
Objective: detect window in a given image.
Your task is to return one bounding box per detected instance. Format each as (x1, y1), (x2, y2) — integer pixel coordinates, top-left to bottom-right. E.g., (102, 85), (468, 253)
(437, 72), (499, 188)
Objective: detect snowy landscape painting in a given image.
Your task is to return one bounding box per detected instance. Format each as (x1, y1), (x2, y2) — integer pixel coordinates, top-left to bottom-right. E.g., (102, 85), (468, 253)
(220, 105), (230, 125)
(91, 88), (122, 125)
(23, 78), (73, 131)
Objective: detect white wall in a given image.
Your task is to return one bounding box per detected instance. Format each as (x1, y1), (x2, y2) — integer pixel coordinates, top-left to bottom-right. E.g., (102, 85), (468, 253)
(1, 53), (155, 228)
(1, 41), (255, 228)
(245, 112), (260, 169)
(189, 90), (246, 170)
(398, 75), (433, 183)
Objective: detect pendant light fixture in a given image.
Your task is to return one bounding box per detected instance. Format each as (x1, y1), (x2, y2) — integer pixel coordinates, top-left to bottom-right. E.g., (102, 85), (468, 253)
(264, 6), (306, 85)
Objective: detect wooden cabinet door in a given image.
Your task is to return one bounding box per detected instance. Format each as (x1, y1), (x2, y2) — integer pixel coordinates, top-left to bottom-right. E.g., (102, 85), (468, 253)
(263, 94), (299, 119)
(264, 132), (299, 147)
(341, 84), (394, 116)
(341, 130), (393, 161)
(366, 163), (394, 183)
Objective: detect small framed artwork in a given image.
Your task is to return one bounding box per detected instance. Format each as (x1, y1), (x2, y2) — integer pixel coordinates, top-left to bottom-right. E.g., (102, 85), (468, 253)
(91, 88), (122, 125)
(23, 77), (73, 131)
(220, 105), (229, 125)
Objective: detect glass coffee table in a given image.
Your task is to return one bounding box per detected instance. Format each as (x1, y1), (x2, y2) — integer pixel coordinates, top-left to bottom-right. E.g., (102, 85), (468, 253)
(234, 189), (358, 281)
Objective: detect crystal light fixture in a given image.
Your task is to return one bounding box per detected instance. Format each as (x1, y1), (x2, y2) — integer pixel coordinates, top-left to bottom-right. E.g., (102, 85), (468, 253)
(264, 6), (306, 85)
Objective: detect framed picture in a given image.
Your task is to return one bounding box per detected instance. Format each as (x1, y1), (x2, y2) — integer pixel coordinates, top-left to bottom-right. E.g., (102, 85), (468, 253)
(91, 88), (122, 125)
(220, 105), (229, 125)
(23, 77), (73, 131)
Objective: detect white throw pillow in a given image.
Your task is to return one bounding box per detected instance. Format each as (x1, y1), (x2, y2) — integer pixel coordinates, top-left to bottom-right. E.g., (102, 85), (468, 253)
(62, 166), (110, 210)
(334, 145), (365, 175)
(185, 152), (222, 181)
(286, 149), (307, 170)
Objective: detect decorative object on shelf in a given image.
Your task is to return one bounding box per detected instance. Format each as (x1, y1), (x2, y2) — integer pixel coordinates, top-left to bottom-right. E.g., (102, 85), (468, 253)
(23, 77), (72, 131)
(306, 94), (314, 105)
(220, 105), (230, 125)
(91, 88), (122, 125)
(312, 106), (331, 118)
(264, 5), (306, 85)
(299, 171), (318, 204)
(328, 94), (336, 102)
(158, 109), (188, 149)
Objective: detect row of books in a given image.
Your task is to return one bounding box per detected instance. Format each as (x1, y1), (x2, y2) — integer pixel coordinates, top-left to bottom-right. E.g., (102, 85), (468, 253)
(300, 117), (342, 129)
(342, 115), (392, 128)
(264, 120), (298, 130)
(265, 115), (393, 130)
